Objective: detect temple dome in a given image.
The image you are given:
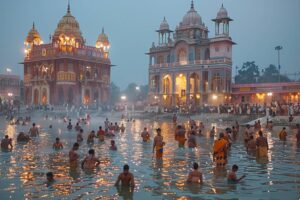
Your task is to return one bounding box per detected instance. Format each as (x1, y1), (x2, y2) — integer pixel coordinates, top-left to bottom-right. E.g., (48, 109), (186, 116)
(25, 23), (42, 45)
(96, 28), (110, 50)
(159, 17), (170, 31)
(216, 4), (228, 19)
(53, 4), (84, 43)
(180, 1), (202, 27)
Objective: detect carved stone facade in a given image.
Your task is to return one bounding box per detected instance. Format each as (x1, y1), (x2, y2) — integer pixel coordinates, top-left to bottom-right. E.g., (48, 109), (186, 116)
(148, 2), (234, 108)
(22, 4), (111, 106)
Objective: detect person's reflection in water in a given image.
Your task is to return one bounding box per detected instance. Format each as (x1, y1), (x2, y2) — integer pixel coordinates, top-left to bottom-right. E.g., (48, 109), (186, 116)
(116, 185), (134, 200)
(69, 166), (81, 180)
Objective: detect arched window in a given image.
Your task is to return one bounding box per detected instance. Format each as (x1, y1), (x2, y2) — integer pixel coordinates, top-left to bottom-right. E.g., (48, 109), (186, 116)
(178, 49), (187, 65)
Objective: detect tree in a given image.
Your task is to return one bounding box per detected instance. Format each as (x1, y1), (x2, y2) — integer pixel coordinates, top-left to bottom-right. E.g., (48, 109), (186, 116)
(235, 61), (260, 84)
(123, 83), (149, 102)
(109, 82), (121, 105)
(259, 64), (291, 83)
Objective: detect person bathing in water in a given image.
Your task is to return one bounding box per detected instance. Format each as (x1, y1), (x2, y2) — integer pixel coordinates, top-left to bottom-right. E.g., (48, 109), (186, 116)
(115, 164), (135, 188)
(81, 149), (100, 169)
(227, 164), (246, 183)
(187, 162), (203, 184)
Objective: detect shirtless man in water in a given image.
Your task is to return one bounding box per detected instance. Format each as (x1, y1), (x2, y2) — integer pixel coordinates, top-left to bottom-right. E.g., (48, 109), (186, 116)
(87, 130), (96, 144)
(187, 162), (203, 184)
(115, 164), (135, 188)
(141, 127), (150, 142)
(29, 123), (39, 137)
(81, 149), (100, 169)
(153, 128), (165, 158)
(1, 135), (13, 150)
(53, 137), (63, 150)
(69, 143), (80, 167)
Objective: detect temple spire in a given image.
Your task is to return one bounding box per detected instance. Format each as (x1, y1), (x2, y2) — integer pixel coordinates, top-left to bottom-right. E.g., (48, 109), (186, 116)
(102, 27), (105, 34)
(67, 0), (70, 13)
(32, 22), (35, 29)
(191, 0), (194, 9)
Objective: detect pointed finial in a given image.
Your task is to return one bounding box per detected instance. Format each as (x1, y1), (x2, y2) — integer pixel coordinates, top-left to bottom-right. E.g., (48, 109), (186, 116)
(221, 3), (224, 8)
(67, 0), (70, 13)
(32, 22), (35, 29)
(164, 16), (166, 21)
(102, 27), (105, 34)
(191, 0), (194, 9)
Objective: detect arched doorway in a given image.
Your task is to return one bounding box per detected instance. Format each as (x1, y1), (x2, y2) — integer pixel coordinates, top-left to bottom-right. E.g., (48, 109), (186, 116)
(162, 75), (172, 94)
(84, 89), (90, 104)
(189, 73), (200, 106)
(178, 49), (187, 65)
(33, 89), (39, 105)
(42, 88), (47, 105)
(176, 74), (187, 105)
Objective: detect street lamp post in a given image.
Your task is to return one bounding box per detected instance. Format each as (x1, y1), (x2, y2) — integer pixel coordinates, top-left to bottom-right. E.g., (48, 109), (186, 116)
(275, 45), (283, 82)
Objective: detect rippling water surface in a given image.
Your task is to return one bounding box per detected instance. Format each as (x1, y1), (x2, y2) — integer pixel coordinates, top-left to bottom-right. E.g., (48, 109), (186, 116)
(0, 113), (299, 200)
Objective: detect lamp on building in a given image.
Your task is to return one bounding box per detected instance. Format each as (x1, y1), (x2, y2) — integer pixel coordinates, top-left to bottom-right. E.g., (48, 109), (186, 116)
(6, 68), (12, 73)
(212, 94), (218, 100)
(121, 95), (127, 101)
(267, 92), (273, 97)
(135, 86), (140, 91)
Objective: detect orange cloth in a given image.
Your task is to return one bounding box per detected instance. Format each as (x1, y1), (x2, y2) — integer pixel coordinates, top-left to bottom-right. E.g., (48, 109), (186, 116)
(213, 139), (228, 165)
(155, 145), (163, 158)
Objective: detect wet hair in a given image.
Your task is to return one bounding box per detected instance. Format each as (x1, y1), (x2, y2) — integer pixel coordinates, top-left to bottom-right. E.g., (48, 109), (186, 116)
(88, 149), (95, 155)
(283, 127), (286, 130)
(73, 142), (79, 147)
(33, 123), (36, 126)
(123, 164), (129, 170)
(56, 137), (60, 141)
(91, 130), (95, 134)
(156, 128), (161, 132)
(46, 172), (53, 178)
(232, 164), (238, 171)
(99, 126), (102, 129)
(5, 135), (8, 139)
(111, 140), (115, 144)
(193, 162), (199, 170)
(258, 130), (263, 136)
(219, 132), (224, 138)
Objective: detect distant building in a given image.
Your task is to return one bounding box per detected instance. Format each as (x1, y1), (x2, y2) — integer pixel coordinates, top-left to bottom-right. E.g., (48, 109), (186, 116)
(148, 2), (235, 108)
(22, 3), (111, 106)
(232, 82), (300, 104)
(0, 74), (20, 100)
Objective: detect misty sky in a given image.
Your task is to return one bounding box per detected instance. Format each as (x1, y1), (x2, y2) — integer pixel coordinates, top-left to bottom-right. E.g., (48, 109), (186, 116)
(0, 0), (299, 89)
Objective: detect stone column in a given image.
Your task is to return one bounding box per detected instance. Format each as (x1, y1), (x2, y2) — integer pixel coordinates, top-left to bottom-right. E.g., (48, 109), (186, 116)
(208, 71), (212, 93)
(186, 73), (190, 106)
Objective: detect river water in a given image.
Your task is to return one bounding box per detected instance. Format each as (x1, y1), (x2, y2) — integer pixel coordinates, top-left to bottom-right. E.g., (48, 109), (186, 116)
(0, 113), (299, 199)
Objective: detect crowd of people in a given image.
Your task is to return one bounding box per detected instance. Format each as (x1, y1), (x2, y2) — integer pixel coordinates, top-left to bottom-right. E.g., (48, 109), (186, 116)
(1, 112), (300, 189)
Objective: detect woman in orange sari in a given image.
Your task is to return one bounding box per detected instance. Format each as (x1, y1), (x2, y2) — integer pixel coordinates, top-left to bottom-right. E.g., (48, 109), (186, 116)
(213, 133), (228, 167)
